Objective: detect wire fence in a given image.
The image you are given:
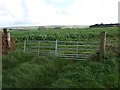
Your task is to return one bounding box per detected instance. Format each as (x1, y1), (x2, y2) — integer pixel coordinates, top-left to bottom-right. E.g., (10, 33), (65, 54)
(23, 40), (99, 60)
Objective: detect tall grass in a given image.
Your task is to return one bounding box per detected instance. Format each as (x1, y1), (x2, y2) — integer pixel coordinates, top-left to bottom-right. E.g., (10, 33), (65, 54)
(2, 50), (118, 88)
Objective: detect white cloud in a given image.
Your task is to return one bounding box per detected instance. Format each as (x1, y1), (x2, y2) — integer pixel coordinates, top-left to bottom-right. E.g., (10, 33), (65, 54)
(0, 0), (119, 27)
(65, 0), (119, 24)
(46, 0), (65, 4)
(0, 0), (30, 26)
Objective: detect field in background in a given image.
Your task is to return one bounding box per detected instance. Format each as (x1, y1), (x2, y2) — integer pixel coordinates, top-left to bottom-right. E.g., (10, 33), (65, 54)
(2, 27), (119, 88)
(11, 27), (118, 42)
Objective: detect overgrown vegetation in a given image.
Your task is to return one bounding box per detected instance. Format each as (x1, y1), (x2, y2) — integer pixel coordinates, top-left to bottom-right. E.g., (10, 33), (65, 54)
(2, 50), (119, 88)
(2, 27), (119, 88)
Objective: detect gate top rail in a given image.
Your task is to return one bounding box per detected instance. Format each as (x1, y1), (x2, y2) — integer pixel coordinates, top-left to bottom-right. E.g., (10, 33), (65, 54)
(26, 40), (99, 44)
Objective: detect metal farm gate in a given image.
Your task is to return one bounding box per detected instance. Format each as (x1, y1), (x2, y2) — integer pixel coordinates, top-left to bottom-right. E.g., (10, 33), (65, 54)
(23, 40), (99, 60)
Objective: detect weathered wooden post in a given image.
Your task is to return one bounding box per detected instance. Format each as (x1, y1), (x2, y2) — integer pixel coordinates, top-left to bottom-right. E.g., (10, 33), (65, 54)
(118, 24), (120, 56)
(0, 30), (2, 56)
(3, 28), (11, 48)
(99, 32), (106, 60)
(7, 30), (11, 48)
(0, 30), (1, 90)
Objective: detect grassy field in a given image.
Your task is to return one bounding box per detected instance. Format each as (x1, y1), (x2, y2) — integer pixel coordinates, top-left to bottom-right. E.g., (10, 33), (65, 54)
(2, 27), (119, 88)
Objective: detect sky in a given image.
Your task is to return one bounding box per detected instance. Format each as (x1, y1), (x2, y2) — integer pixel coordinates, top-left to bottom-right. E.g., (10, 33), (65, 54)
(0, 0), (119, 27)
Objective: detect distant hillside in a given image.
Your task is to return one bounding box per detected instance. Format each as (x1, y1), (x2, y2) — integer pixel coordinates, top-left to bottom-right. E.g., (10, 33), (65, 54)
(38, 25), (89, 30)
(0, 25), (89, 30)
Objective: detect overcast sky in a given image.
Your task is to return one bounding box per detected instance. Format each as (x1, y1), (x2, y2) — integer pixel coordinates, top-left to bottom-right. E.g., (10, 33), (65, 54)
(0, 0), (119, 27)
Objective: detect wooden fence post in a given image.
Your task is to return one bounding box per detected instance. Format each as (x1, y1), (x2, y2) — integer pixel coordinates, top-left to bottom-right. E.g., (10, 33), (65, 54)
(7, 30), (11, 48)
(118, 26), (120, 56)
(99, 32), (106, 60)
(0, 30), (1, 90)
(0, 30), (2, 56)
(23, 40), (26, 53)
(3, 28), (11, 48)
(55, 40), (58, 57)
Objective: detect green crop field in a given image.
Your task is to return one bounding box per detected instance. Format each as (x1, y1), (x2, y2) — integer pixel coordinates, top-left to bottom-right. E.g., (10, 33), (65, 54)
(2, 27), (119, 88)
(11, 27), (118, 41)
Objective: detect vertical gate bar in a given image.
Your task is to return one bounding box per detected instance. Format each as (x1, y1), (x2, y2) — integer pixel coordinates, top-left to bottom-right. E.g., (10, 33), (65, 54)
(23, 40), (26, 53)
(76, 41), (79, 60)
(55, 40), (57, 56)
(38, 41), (40, 56)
